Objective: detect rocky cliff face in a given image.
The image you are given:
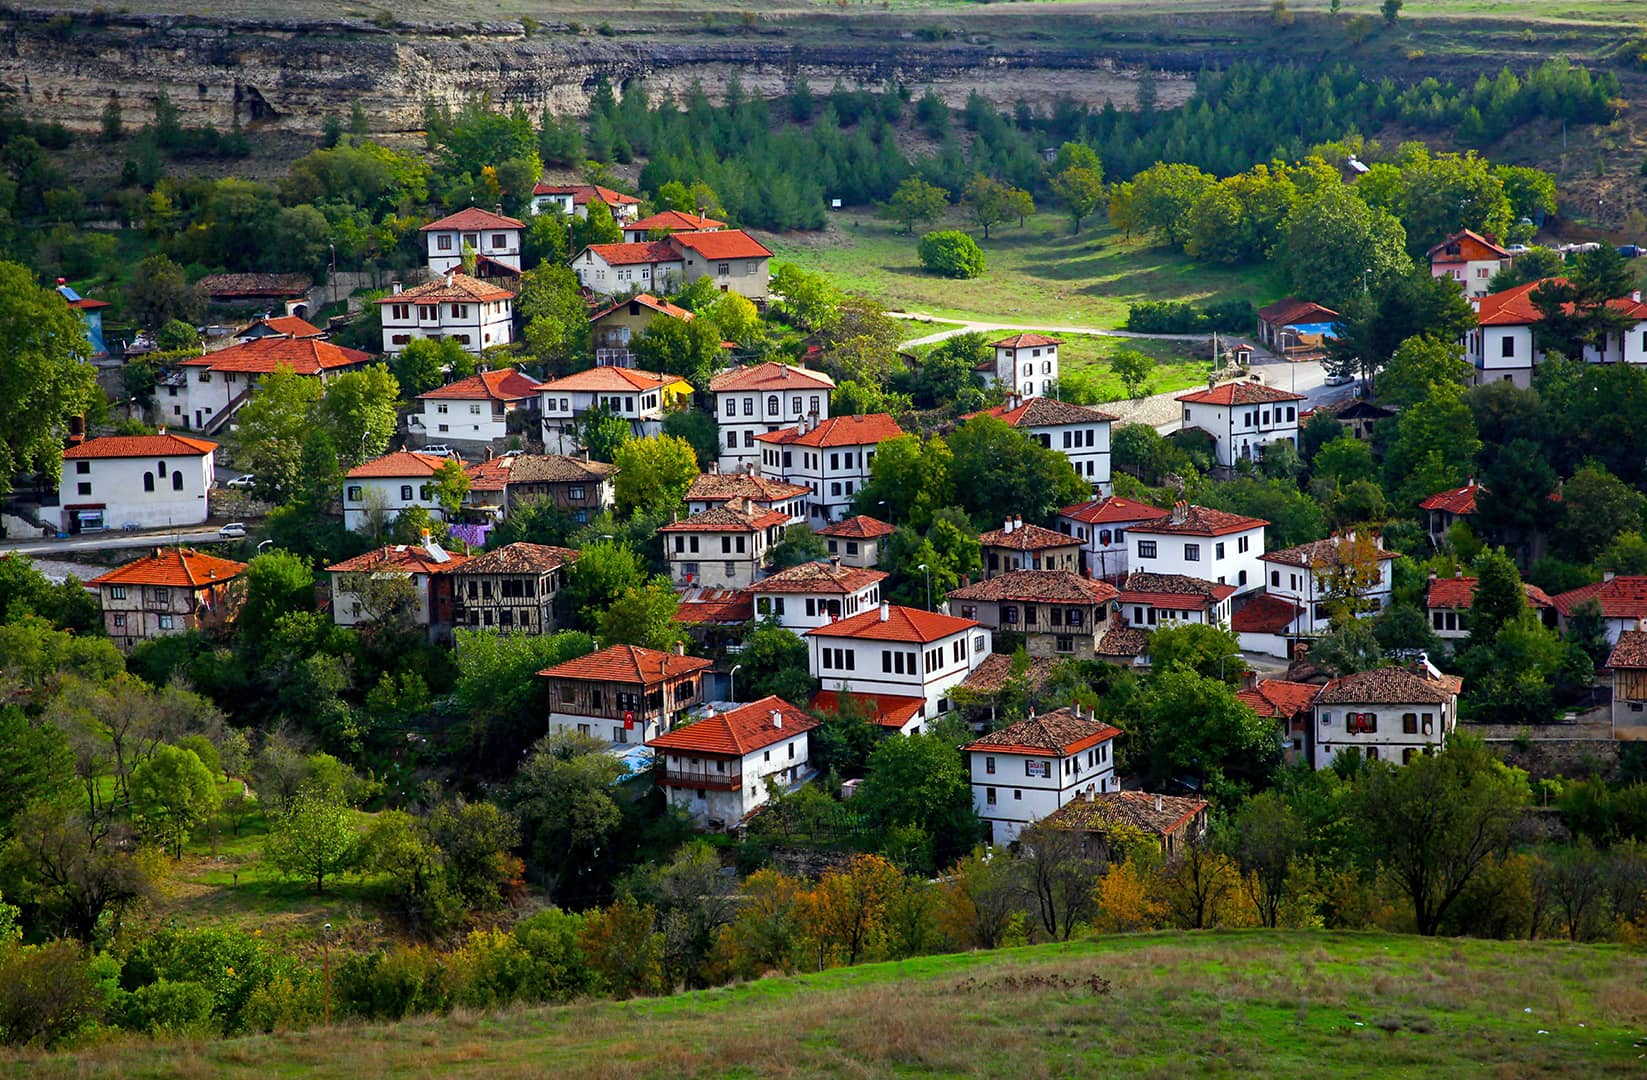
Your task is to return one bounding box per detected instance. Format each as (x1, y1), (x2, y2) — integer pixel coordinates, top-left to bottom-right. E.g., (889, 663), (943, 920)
(0, 10), (1191, 134)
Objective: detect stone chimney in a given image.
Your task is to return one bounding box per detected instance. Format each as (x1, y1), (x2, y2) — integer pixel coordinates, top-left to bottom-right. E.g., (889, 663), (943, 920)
(830, 555), (841, 571)
(675, 641), (687, 656)
(156, 425), (166, 435)
(1015, 515), (1023, 532)
(1003, 517), (1014, 535)
(1429, 569), (1438, 581)
(445, 270), (455, 288)
(1605, 569), (1617, 582)
(781, 364), (790, 379)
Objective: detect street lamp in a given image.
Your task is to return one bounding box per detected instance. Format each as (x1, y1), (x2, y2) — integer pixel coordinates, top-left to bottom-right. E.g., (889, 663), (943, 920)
(918, 562), (931, 611)
(321, 922), (333, 1026)
(257, 539), (273, 554)
(728, 663), (742, 704)
(329, 242), (337, 309)
(877, 499), (891, 526)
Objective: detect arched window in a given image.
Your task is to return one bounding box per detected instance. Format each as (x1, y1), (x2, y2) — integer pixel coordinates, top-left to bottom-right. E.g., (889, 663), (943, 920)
(143, 473), (155, 492)
(157, 460), (167, 477)
(767, 395), (779, 417)
(1099, 529), (1111, 545)
(172, 472), (184, 491)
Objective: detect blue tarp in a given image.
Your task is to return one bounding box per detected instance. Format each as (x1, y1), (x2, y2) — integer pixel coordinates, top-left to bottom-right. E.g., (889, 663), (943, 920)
(1287, 321), (1339, 340)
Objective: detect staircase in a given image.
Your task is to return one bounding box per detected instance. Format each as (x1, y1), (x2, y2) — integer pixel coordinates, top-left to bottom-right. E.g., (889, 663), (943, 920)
(202, 388), (254, 435)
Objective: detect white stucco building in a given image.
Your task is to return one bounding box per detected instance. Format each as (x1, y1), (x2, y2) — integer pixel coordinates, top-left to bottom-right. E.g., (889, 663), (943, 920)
(1127, 502), (1267, 595)
(983, 333), (1060, 399)
(817, 515), (895, 569)
(1116, 570), (1236, 629)
(659, 498), (789, 589)
(686, 472), (810, 526)
(804, 602), (989, 728)
(649, 696), (817, 830)
(171, 337), (371, 433)
(57, 433), (216, 533)
(965, 706), (1120, 845)
(755, 413), (905, 525)
(324, 541), (469, 642)
(1176, 380), (1304, 469)
(342, 450), (459, 533)
(420, 207), (524, 275)
(1428, 229), (1511, 300)
(536, 366), (693, 454)
(1259, 533), (1397, 635)
(531, 183), (641, 221)
(410, 368), (540, 450)
(571, 241), (686, 297)
(1312, 664), (1461, 769)
(669, 229), (774, 300)
(709, 361), (835, 472)
(378, 273), (515, 356)
(968, 396), (1115, 490)
(1054, 495), (1166, 581)
(748, 559), (887, 632)
(1465, 280), (1647, 389)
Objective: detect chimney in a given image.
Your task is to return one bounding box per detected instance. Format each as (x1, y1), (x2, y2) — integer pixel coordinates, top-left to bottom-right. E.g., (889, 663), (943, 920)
(830, 555), (841, 570)
(1428, 569), (1438, 581)
(152, 546), (163, 559)
(771, 709), (783, 729)
(494, 204), (503, 216)
(1154, 795), (1164, 813)
(1003, 517), (1013, 535)
(445, 270), (455, 288)
(1605, 569), (1617, 582)
(781, 364), (790, 379)
(675, 641), (687, 656)
(879, 601), (889, 621)
(1014, 515), (1023, 532)
(704, 705), (716, 719)
(709, 461), (719, 475)
(391, 280), (403, 295)
(1635, 290), (1642, 304)
(156, 425), (166, 435)
(1455, 568), (1464, 579)
(1171, 500), (1188, 525)
(1240, 669), (1257, 691)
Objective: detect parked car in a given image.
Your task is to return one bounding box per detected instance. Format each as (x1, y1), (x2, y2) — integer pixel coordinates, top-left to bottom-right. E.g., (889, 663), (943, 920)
(420, 444), (459, 458)
(501, 449), (526, 457)
(1505, 244), (1531, 255)
(1619, 245), (1644, 259)
(120, 522), (141, 533)
(1324, 372), (1356, 387)
(218, 522), (247, 539)
(226, 474), (256, 489)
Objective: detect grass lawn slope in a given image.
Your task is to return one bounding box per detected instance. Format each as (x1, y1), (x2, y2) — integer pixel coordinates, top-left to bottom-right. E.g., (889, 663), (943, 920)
(17, 930), (1647, 1078)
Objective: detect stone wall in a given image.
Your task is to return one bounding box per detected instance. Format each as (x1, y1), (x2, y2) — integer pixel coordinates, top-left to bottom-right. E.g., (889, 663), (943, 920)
(1484, 737), (1620, 782)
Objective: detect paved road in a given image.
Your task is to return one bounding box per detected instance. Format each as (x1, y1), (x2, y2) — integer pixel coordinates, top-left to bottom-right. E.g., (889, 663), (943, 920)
(0, 526), (231, 555)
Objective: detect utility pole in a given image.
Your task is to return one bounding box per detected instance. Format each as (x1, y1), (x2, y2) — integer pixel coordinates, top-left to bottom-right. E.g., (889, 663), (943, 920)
(322, 922), (333, 1026)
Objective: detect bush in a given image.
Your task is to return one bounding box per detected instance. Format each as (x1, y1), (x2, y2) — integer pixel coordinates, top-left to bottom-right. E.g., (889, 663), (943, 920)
(0, 942), (103, 1047)
(918, 230), (986, 279)
(119, 979), (216, 1035)
(1124, 298), (1253, 334)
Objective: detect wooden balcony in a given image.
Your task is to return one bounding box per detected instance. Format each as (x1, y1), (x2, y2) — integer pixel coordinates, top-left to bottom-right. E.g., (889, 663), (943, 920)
(657, 764), (742, 791)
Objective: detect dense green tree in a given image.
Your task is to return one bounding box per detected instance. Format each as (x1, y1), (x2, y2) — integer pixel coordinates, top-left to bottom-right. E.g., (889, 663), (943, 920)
(1050, 165), (1106, 235)
(125, 254), (198, 329)
(632, 314), (723, 392)
(1201, 477), (1326, 550)
(518, 266), (593, 375)
(1130, 162), (1217, 248)
(264, 788), (359, 893)
(129, 745), (217, 858)
(852, 433), (955, 533)
(576, 404), (633, 464)
(1531, 246), (1638, 361)
(1466, 548), (1527, 649)
(878, 176), (948, 234)
(1474, 438), (1558, 548)
(237, 550), (316, 645)
(766, 525), (828, 571)
(1372, 333), (1476, 409)
(448, 629), (595, 765)
(612, 435), (699, 518)
(562, 540), (647, 628)
(595, 579), (685, 652)
(1146, 623), (1245, 685)
(917, 230), (985, 279)
(1382, 385), (1482, 509)
(854, 733), (981, 868)
(1128, 668), (1278, 796)
(391, 337), (471, 399)
(1280, 185), (1411, 310)
(1553, 463), (1646, 563)
(949, 416), (1088, 528)
(509, 731), (626, 903)
(660, 408), (721, 469)
(235, 366), (324, 505)
(737, 620), (815, 703)
(913, 334), (988, 409)
(318, 364), (400, 466)
(0, 262), (99, 498)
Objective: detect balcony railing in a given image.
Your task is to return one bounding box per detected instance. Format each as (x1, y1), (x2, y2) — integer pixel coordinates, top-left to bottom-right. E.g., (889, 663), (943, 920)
(657, 764), (743, 790)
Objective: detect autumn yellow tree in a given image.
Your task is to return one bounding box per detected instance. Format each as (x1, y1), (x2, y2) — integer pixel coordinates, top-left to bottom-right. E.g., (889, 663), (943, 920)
(800, 854), (902, 968)
(578, 897), (666, 997)
(1320, 531), (1389, 622)
(716, 868), (807, 980)
(936, 847), (1023, 949)
(1157, 842), (1250, 929)
(1092, 856), (1166, 933)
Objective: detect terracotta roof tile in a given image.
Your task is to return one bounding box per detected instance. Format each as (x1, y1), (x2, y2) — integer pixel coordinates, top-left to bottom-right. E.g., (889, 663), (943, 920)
(500, 455), (619, 484)
(804, 603), (977, 643)
(243, 315), (323, 338)
(1426, 575), (1553, 610)
(659, 501), (790, 533)
(89, 548), (247, 589)
(64, 434), (216, 460)
(325, 544), (470, 575)
(990, 332), (1062, 348)
(749, 561), (887, 595)
(754, 413), (904, 449)
(1606, 630), (1647, 669)
(687, 472), (810, 504)
(376, 272), (514, 304)
(449, 542), (578, 575)
(979, 523), (1079, 552)
(1256, 298), (1338, 325)
(817, 515), (895, 539)
(1231, 593), (1304, 634)
(1551, 576), (1647, 620)
(417, 368), (540, 402)
(582, 241), (681, 267)
(536, 365), (687, 393)
(669, 229), (773, 260)
(1316, 666), (1460, 705)
(675, 587), (755, 624)
(1236, 678), (1320, 718)
(648, 696), (815, 756)
(1058, 496), (1166, 526)
(1041, 791), (1208, 838)
(532, 183), (639, 206)
(957, 653), (1059, 694)
(1135, 504), (1268, 537)
(969, 396), (1118, 427)
(708, 361), (834, 392)
(1118, 571), (1236, 611)
(539, 643), (712, 685)
(627, 210), (726, 233)
(1096, 627), (1150, 658)
(421, 207), (524, 231)
(948, 570), (1118, 604)
(195, 272), (312, 299)
(1418, 480), (1482, 515)
(180, 337), (369, 376)
(965, 707), (1119, 756)
(588, 293), (694, 323)
(1427, 228), (1510, 263)
(810, 690), (925, 729)
(1261, 535), (1397, 569)
(346, 451), (453, 479)
(1177, 382), (1306, 406)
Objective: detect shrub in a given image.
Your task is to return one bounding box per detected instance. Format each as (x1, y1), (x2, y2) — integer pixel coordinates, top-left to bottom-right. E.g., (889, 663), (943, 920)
(119, 979), (215, 1035)
(0, 942), (103, 1047)
(918, 230), (986, 279)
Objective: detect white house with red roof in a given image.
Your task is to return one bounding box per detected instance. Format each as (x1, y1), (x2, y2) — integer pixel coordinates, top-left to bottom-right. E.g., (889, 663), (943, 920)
(57, 433), (216, 533)
(985, 333), (1061, 398)
(589, 293), (695, 366)
(411, 368), (540, 450)
(978, 518), (1083, 578)
(1118, 570), (1236, 629)
(805, 602), (990, 728)
(660, 497), (790, 589)
(1259, 532), (1397, 634)
(1606, 631), (1647, 739)
(1426, 570), (1555, 640)
(687, 472), (809, 525)
(649, 696), (817, 828)
(710, 361), (835, 472)
(1552, 574), (1647, 647)
(325, 539), (470, 641)
(342, 450), (459, 533)
(756, 413), (905, 525)
(1465, 279), (1647, 389)
(967, 395), (1116, 490)
(572, 241), (686, 296)
(173, 337), (370, 433)
(1312, 663), (1461, 769)
(817, 515), (895, 568)
(947, 570), (1119, 658)
(531, 183), (641, 222)
(1418, 478), (1482, 547)
(748, 559), (886, 632)
(421, 207), (524, 275)
(535, 365), (694, 454)
(90, 547), (247, 651)
(1176, 379), (1304, 468)
(669, 229), (774, 299)
(378, 272), (515, 356)
(623, 210), (725, 243)
(1429, 229), (1512, 299)
(1237, 678), (1321, 764)
(541, 644), (714, 752)
(1055, 495), (1165, 581)
(964, 705), (1120, 844)
(1127, 502), (1268, 595)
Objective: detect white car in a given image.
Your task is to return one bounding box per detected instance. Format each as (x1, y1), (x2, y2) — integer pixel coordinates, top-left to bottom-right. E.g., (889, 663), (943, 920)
(1324, 372), (1355, 388)
(226, 474), (256, 489)
(218, 522), (247, 539)
(420, 444), (460, 458)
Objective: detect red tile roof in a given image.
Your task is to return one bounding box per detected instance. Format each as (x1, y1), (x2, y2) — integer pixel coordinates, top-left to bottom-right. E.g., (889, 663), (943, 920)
(1427, 228), (1510, 264)
(957, 652), (1059, 694)
(969, 396), (1117, 427)
(1551, 576), (1647, 620)
(964, 707), (1119, 756)
(1177, 382), (1306, 406)
(245, 314), (323, 338)
(817, 515), (895, 539)
(325, 544), (470, 575)
(417, 368), (540, 402)
(659, 502), (790, 533)
(421, 207), (524, 231)
(345, 451), (454, 479)
(377, 272), (515, 304)
(1041, 791), (1208, 838)
(1118, 571), (1236, 611)
(1135, 504), (1268, 537)
(588, 293), (694, 323)
(979, 523), (1079, 552)
(535, 365), (688, 393)
(1231, 593), (1304, 634)
(63, 433), (216, 460)
(627, 210), (726, 233)
(538, 643), (713, 685)
(687, 473), (810, 505)
(582, 240), (682, 267)
(1096, 627), (1150, 658)
(804, 603), (977, 643)
(1317, 666), (1460, 705)
(1418, 480), (1482, 515)
(754, 413), (905, 449)
(449, 543), (578, 575)
(1474, 278), (1647, 327)
(1236, 678), (1321, 718)
(1256, 298), (1339, 326)
(647, 696), (815, 756)
(708, 361), (834, 393)
(532, 183), (640, 207)
(180, 337), (369, 376)
(948, 570), (1118, 604)
(90, 548), (247, 589)
(1425, 575), (1553, 611)
(669, 229), (773, 260)
(675, 587), (755, 624)
(990, 332), (1063, 349)
(749, 561), (887, 595)
(1059, 496), (1166, 526)
(1606, 630), (1647, 669)
(1261, 535), (1398, 569)
(810, 689), (925, 730)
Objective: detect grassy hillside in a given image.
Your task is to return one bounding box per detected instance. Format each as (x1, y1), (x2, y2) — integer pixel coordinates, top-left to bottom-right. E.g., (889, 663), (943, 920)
(16, 930), (1647, 1078)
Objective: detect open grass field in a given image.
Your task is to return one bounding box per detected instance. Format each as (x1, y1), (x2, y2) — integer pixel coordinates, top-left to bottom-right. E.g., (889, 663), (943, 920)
(13, 930), (1647, 1078)
(768, 211), (1281, 329)
(1059, 334), (1213, 400)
